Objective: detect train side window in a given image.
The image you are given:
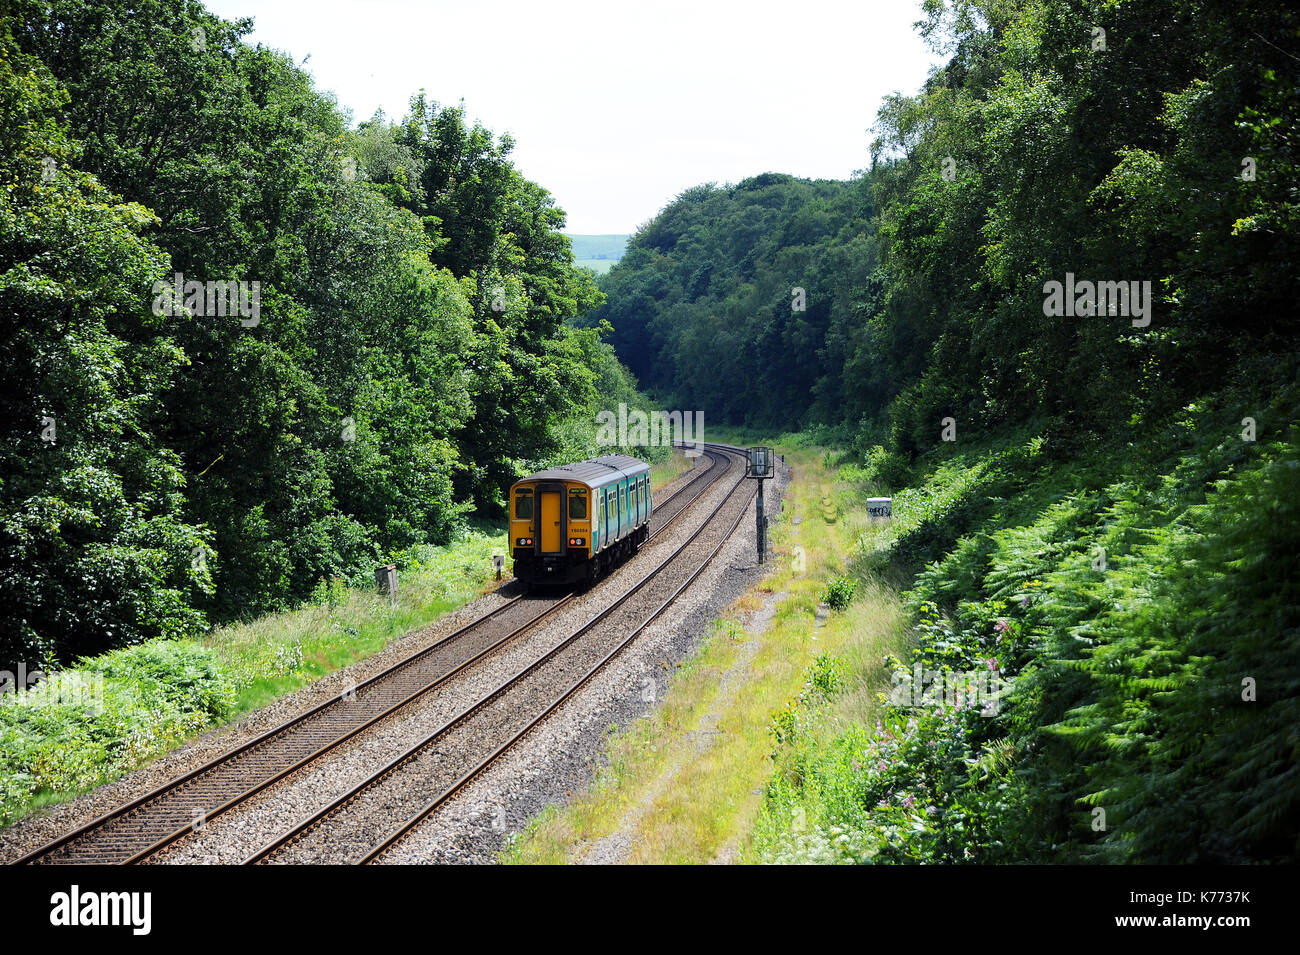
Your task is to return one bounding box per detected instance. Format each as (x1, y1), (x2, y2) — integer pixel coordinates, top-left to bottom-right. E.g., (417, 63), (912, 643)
(515, 491), (533, 520)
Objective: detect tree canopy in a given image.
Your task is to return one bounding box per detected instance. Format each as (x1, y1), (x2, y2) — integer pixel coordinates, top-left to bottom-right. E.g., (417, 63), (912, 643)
(598, 0), (1299, 453)
(1, 0), (631, 664)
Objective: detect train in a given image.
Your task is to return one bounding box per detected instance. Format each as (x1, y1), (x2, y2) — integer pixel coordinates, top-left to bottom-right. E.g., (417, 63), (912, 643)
(509, 454), (653, 588)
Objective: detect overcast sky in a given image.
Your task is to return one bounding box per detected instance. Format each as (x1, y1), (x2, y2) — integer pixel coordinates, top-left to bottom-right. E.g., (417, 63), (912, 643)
(204, 0), (942, 234)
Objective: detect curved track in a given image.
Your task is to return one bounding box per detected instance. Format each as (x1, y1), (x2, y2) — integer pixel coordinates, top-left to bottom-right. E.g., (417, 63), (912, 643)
(248, 445), (756, 864)
(12, 446), (738, 865)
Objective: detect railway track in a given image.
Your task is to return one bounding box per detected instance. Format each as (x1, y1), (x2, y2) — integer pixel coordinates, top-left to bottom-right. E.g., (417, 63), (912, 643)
(12, 445), (740, 866)
(246, 444), (757, 864)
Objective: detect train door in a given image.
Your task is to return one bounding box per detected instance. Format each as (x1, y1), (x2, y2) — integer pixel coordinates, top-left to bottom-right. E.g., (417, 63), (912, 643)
(540, 488), (563, 553)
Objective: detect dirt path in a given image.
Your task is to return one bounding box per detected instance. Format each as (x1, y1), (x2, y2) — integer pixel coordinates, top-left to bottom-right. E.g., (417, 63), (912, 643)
(575, 585), (790, 865)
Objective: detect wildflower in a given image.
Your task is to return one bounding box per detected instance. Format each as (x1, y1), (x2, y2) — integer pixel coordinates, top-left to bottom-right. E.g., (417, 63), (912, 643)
(994, 618), (1011, 635)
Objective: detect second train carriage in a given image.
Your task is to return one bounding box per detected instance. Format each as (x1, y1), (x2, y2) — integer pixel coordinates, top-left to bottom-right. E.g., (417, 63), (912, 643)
(509, 454), (653, 587)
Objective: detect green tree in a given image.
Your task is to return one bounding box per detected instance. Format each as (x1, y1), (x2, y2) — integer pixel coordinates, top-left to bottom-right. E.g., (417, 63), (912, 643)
(0, 11), (210, 664)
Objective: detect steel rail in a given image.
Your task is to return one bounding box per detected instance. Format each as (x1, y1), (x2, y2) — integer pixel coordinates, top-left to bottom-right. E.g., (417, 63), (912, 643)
(360, 478), (758, 864)
(244, 446), (753, 864)
(11, 446), (729, 865)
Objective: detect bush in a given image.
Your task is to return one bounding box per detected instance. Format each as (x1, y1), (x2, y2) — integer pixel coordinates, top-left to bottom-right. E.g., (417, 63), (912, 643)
(864, 445), (911, 489)
(807, 653), (848, 699)
(0, 640), (236, 825)
(823, 575), (857, 611)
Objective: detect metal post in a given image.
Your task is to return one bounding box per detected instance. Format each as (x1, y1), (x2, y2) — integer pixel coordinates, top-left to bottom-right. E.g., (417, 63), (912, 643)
(745, 446), (774, 566)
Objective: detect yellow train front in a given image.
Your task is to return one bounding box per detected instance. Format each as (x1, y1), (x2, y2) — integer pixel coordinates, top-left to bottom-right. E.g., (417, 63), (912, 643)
(509, 454), (653, 588)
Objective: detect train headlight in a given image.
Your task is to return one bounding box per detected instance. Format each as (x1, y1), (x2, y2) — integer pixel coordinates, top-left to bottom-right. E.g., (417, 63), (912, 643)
(516, 537), (533, 546)
(568, 537), (586, 546)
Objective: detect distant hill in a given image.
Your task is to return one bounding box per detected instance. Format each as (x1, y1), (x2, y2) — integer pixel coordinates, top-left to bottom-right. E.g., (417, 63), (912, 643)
(567, 234), (630, 274)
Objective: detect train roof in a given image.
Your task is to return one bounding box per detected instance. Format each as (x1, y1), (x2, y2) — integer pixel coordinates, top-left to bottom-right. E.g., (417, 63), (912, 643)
(513, 454), (650, 489)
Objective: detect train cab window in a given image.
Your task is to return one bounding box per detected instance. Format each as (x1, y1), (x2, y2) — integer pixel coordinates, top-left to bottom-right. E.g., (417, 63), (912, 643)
(569, 489), (587, 519)
(515, 490), (533, 520)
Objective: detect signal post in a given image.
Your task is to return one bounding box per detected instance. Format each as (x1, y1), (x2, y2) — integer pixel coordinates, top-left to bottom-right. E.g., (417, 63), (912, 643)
(745, 447), (774, 563)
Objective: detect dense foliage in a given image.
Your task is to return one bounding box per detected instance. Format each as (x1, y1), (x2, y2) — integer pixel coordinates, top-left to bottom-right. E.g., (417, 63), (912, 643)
(588, 175), (876, 426)
(598, 0), (1298, 864)
(1, 0), (632, 666)
(2, 0), (1296, 863)
(756, 389), (1298, 863)
(599, 0), (1299, 450)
